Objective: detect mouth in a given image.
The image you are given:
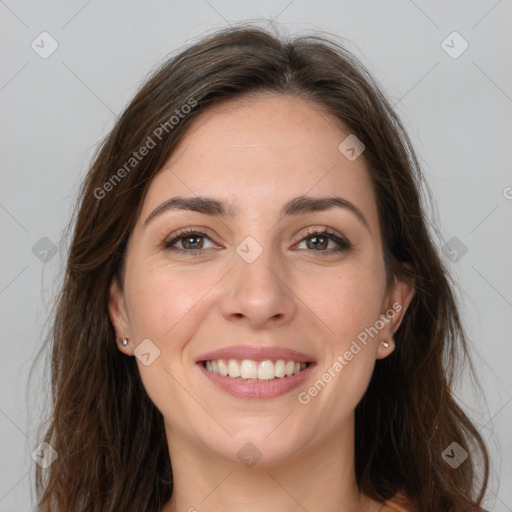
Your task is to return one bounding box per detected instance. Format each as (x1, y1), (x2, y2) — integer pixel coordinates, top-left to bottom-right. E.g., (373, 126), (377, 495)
(195, 345), (316, 399)
(201, 358), (311, 382)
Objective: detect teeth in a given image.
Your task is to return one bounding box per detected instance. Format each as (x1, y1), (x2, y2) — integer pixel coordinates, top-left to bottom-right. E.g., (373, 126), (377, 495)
(218, 359), (228, 376)
(275, 359), (286, 378)
(257, 360), (275, 380)
(227, 359), (240, 377)
(240, 359), (258, 379)
(204, 358), (308, 380)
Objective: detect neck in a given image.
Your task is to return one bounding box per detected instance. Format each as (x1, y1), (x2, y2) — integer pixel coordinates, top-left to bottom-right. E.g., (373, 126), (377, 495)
(161, 418), (381, 512)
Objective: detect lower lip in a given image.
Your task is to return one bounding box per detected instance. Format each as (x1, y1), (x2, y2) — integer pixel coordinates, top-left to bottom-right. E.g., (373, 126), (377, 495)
(198, 363), (315, 399)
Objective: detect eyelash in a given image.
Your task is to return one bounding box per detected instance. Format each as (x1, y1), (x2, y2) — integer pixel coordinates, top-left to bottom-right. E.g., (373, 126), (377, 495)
(162, 227), (352, 256)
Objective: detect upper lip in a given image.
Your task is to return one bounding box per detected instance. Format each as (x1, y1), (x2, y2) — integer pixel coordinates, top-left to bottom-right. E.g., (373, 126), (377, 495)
(196, 345), (316, 363)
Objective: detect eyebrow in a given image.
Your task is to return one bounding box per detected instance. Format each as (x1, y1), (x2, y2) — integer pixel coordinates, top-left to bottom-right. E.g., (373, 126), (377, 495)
(144, 195), (369, 230)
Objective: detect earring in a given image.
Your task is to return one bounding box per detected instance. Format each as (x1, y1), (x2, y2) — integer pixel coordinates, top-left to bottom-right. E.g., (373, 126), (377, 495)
(381, 340), (390, 349)
(121, 338), (128, 346)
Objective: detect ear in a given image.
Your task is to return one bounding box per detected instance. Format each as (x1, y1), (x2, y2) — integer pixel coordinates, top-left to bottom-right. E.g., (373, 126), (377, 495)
(108, 277), (133, 355)
(376, 275), (415, 360)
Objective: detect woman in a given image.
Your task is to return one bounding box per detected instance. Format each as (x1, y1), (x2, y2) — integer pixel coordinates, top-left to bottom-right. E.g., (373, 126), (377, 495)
(34, 24), (489, 511)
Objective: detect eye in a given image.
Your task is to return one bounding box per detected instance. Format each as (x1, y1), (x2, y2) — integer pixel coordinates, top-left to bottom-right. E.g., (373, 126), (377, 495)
(295, 228), (351, 253)
(163, 229), (217, 254)
(162, 227), (352, 256)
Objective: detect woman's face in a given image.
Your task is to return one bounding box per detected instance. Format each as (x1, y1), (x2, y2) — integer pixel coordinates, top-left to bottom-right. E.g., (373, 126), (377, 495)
(109, 93), (413, 465)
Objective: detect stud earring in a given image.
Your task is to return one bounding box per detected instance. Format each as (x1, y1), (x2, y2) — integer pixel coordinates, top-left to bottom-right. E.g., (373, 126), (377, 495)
(121, 338), (128, 346)
(381, 340), (390, 349)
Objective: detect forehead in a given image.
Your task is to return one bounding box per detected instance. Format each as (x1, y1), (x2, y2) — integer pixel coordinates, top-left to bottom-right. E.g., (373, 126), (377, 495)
(139, 94), (378, 226)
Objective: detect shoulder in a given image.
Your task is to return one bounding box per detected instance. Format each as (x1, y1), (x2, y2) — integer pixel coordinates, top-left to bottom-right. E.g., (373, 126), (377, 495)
(382, 492), (488, 512)
(381, 491), (413, 512)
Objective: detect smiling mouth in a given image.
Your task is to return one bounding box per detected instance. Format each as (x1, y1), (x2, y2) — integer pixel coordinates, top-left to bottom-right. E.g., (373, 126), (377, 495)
(201, 358), (311, 381)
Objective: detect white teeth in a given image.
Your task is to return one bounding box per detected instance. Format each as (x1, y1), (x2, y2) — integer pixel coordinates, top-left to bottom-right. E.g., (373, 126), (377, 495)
(204, 358), (309, 380)
(227, 359), (240, 378)
(257, 360), (275, 380)
(275, 359), (286, 378)
(217, 359), (228, 376)
(240, 359), (258, 379)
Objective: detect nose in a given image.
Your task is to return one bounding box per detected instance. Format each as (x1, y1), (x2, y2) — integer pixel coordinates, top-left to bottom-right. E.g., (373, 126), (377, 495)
(220, 243), (298, 330)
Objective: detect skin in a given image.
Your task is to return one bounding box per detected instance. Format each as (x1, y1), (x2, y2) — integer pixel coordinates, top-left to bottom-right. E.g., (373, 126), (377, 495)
(109, 93), (415, 512)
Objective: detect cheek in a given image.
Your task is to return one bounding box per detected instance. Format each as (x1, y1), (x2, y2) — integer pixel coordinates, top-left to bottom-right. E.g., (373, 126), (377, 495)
(124, 260), (209, 342)
(124, 263), (211, 420)
(298, 270), (383, 423)
(306, 265), (387, 344)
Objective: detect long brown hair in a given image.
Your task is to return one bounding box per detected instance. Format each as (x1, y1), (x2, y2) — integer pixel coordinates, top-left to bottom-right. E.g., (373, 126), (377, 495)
(34, 23), (489, 511)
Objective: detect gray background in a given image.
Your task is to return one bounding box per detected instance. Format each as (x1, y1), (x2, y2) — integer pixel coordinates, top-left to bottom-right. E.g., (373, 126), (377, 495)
(1, 0), (511, 510)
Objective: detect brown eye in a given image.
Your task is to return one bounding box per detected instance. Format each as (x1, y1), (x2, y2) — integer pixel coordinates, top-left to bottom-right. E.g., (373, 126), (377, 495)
(305, 234), (329, 250)
(179, 234), (204, 250)
(296, 229), (351, 253)
(163, 229), (217, 253)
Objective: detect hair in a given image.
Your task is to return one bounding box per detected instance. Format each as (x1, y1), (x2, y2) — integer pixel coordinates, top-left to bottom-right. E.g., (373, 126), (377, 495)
(34, 22), (489, 512)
